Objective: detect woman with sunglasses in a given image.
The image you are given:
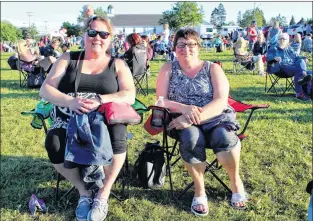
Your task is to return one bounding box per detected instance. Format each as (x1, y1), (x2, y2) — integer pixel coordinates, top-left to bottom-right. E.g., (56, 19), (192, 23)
(40, 16), (135, 221)
(266, 33), (311, 101)
(155, 28), (247, 216)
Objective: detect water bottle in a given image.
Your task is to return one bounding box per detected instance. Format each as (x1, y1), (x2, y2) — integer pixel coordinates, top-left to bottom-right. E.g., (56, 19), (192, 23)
(151, 96), (165, 128)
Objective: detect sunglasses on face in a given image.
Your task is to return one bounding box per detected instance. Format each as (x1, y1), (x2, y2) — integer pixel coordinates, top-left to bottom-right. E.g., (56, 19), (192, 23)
(87, 29), (110, 39)
(278, 38), (287, 40)
(176, 42), (198, 49)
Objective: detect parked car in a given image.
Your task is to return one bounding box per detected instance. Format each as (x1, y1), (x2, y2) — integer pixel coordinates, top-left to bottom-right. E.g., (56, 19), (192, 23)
(287, 24), (305, 38)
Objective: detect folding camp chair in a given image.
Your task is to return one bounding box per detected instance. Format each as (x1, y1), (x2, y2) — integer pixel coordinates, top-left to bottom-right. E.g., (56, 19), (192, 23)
(21, 98), (149, 201)
(147, 96), (269, 199)
(232, 53), (256, 74)
(265, 61), (295, 96)
(132, 46), (149, 95)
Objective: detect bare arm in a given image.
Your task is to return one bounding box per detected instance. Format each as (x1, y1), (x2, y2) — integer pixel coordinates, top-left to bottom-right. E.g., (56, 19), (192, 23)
(39, 52), (74, 107)
(199, 63), (229, 123)
(97, 58), (136, 105)
(156, 62), (190, 112)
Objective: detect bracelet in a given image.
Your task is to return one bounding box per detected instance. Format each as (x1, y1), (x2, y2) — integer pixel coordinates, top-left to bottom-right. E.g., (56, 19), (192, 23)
(96, 94), (103, 105)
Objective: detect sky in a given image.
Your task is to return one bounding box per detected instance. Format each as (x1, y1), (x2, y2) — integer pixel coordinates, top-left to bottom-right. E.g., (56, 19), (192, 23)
(1, 1), (312, 33)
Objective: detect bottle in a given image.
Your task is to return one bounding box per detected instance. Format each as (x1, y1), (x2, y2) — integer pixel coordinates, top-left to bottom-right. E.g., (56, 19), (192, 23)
(151, 96), (165, 128)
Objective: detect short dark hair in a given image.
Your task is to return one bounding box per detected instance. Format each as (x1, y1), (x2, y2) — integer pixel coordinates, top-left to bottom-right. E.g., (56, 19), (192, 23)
(173, 28), (201, 51)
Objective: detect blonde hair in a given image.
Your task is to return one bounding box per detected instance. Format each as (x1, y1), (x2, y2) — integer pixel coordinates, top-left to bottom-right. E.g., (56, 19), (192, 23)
(17, 40), (28, 54)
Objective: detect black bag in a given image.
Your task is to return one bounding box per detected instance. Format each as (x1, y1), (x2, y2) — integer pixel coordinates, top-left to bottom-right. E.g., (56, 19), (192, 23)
(7, 55), (18, 70)
(135, 141), (166, 189)
(245, 61), (255, 70)
(27, 71), (45, 88)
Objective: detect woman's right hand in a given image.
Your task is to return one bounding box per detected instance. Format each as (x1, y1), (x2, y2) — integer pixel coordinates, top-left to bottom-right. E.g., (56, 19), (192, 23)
(182, 105), (203, 125)
(68, 97), (99, 115)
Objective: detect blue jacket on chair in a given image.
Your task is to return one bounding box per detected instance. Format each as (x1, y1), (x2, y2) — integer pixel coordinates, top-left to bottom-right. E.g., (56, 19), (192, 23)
(65, 111), (113, 166)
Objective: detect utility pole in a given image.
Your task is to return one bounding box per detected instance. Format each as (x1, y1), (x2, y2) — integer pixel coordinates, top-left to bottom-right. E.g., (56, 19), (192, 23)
(26, 12), (33, 28)
(44, 21), (48, 31)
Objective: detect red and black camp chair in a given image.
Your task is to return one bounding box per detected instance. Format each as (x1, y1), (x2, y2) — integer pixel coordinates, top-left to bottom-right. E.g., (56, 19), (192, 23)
(146, 96), (269, 199)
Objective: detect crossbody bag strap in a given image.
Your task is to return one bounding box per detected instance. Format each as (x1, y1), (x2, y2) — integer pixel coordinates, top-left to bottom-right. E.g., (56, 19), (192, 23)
(74, 51), (84, 97)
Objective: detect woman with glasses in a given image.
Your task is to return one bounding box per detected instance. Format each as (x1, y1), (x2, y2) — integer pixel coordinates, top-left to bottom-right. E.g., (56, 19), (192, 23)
(39, 16), (135, 221)
(266, 33), (311, 101)
(156, 28), (247, 216)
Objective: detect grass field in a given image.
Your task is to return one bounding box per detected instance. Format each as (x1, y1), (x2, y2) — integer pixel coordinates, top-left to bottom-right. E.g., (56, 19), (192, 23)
(1, 49), (312, 221)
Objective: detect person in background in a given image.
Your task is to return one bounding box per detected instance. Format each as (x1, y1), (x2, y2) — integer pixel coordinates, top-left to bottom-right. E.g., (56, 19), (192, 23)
(290, 33), (302, 56)
(302, 33), (313, 52)
(43, 38), (60, 58)
(156, 28), (248, 216)
(80, 4), (96, 49)
(266, 33), (311, 101)
(40, 16), (135, 221)
(267, 21), (282, 49)
(213, 35), (223, 52)
(162, 23), (170, 46)
(247, 20), (258, 51)
(141, 35), (153, 69)
(122, 33), (146, 73)
(252, 33), (268, 76)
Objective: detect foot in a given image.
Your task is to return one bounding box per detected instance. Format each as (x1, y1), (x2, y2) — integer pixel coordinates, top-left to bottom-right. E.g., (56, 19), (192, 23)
(296, 93), (311, 101)
(258, 71), (265, 76)
(298, 74), (312, 86)
(230, 192), (248, 210)
(190, 195), (208, 216)
(87, 198), (108, 221)
(76, 196), (93, 221)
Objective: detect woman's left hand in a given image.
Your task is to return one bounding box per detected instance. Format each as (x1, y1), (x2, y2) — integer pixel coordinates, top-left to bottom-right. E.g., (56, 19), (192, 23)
(168, 115), (192, 130)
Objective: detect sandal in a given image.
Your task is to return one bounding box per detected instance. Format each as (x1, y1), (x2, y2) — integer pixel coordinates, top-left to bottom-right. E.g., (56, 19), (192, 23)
(230, 192), (248, 210)
(190, 195), (208, 216)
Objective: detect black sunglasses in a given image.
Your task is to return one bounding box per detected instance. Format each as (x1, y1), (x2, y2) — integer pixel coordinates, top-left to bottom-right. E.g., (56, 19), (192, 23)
(87, 29), (110, 39)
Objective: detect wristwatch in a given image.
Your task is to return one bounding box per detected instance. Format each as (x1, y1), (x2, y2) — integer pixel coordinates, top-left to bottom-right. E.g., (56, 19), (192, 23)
(96, 94), (103, 105)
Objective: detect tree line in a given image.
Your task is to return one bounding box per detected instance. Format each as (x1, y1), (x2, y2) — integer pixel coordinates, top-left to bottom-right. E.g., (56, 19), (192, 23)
(1, 2), (312, 43)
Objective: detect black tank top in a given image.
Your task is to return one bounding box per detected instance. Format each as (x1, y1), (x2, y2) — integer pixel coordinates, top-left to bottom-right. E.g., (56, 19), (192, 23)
(58, 51), (119, 94)
(50, 51), (118, 130)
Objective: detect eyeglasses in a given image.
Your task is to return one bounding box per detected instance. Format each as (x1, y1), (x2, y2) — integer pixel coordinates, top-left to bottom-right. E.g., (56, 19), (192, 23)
(176, 43), (198, 49)
(87, 29), (110, 39)
(278, 38), (288, 41)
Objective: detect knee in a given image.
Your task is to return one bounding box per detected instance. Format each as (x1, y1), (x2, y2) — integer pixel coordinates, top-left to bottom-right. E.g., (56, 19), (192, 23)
(209, 126), (239, 154)
(179, 128), (206, 163)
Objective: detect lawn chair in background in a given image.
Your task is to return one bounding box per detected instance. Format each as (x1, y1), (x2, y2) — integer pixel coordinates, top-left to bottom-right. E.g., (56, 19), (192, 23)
(265, 60), (295, 96)
(145, 96), (269, 199)
(21, 98), (149, 201)
(16, 40), (51, 88)
(232, 53), (256, 74)
(132, 46), (149, 96)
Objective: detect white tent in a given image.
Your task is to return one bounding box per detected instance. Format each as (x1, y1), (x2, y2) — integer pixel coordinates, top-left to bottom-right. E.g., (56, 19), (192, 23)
(35, 31), (66, 42)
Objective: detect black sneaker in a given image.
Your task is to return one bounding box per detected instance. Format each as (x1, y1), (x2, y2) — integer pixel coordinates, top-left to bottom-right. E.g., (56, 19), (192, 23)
(298, 75), (312, 86)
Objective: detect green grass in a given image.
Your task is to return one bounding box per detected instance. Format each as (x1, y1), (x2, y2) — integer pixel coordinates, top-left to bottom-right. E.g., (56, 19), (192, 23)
(1, 49), (312, 221)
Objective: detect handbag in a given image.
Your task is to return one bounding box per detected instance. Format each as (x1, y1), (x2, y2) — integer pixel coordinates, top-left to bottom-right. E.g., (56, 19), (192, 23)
(27, 72), (45, 88)
(98, 102), (141, 125)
